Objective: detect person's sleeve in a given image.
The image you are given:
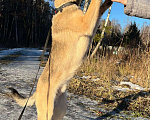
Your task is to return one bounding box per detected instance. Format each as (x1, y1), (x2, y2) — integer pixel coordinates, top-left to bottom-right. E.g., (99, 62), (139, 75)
(124, 0), (150, 19)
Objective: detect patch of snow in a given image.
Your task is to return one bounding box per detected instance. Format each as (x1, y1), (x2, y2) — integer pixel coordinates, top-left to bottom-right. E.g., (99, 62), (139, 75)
(0, 48), (49, 59)
(113, 81), (150, 92)
(91, 78), (100, 81)
(74, 75), (92, 80)
(113, 86), (132, 92)
(82, 75), (92, 79)
(0, 48), (24, 58)
(120, 82), (146, 91)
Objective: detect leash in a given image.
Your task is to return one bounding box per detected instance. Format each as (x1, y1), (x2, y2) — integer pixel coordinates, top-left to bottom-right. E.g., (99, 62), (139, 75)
(18, 64), (41, 120)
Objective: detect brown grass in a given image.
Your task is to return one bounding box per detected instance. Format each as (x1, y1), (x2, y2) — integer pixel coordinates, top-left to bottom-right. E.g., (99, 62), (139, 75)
(68, 50), (150, 118)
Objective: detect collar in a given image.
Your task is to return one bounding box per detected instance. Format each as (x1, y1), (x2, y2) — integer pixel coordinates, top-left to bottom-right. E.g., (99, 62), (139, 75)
(54, 1), (77, 14)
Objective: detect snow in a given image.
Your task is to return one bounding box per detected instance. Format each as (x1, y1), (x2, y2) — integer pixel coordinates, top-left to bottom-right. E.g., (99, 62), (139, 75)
(0, 48), (49, 59)
(112, 86), (132, 92)
(113, 82), (150, 92)
(82, 75), (92, 79)
(120, 82), (146, 91)
(0, 48), (24, 58)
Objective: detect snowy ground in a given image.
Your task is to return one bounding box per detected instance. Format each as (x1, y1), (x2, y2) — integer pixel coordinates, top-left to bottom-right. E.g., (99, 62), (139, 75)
(0, 48), (149, 120)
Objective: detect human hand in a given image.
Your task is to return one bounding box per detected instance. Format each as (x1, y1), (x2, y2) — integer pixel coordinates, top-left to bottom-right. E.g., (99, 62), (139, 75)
(111, 0), (127, 5)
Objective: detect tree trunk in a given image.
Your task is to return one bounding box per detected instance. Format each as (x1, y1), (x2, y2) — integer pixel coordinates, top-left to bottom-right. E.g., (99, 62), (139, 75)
(83, 0), (89, 14)
(90, 5), (112, 59)
(8, 17), (14, 40)
(15, 17), (18, 45)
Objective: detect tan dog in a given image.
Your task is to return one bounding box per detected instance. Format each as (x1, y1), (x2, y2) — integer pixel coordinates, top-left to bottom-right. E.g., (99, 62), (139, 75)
(9, 0), (112, 119)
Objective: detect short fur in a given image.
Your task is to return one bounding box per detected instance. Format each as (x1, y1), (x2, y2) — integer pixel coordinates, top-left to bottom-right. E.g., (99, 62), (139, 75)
(9, 0), (112, 120)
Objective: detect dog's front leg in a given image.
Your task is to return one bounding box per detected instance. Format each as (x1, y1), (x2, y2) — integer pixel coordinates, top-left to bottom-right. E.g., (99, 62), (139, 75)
(83, 0), (102, 36)
(83, 0), (112, 36)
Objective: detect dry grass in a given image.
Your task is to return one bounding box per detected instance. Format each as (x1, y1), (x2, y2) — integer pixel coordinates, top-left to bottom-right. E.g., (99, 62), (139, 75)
(68, 50), (150, 118)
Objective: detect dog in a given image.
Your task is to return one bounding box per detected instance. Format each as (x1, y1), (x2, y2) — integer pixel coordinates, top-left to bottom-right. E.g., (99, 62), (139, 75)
(9, 0), (112, 119)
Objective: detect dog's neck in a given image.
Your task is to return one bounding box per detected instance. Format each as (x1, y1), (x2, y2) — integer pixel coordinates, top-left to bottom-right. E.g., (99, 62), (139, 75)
(54, 0), (77, 8)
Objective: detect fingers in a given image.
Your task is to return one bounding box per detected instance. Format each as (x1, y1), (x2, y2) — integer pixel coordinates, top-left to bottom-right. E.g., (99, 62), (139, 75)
(111, 0), (127, 5)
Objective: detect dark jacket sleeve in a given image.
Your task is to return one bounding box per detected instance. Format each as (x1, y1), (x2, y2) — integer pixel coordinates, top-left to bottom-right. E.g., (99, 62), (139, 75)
(124, 0), (150, 19)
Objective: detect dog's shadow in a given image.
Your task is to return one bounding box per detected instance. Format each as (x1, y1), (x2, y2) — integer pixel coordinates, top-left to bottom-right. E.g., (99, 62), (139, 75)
(93, 90), (150, 120)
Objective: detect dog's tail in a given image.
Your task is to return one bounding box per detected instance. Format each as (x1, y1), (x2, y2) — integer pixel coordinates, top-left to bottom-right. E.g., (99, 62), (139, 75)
(8, 87), (36, 107)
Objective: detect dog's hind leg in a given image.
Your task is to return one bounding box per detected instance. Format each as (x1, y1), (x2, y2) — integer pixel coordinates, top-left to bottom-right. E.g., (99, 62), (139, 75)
(47, 83), (67, 120)
(36, 79), (49, 120)
(36, 78), (66, 120)
(52, 91), (67, 120)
